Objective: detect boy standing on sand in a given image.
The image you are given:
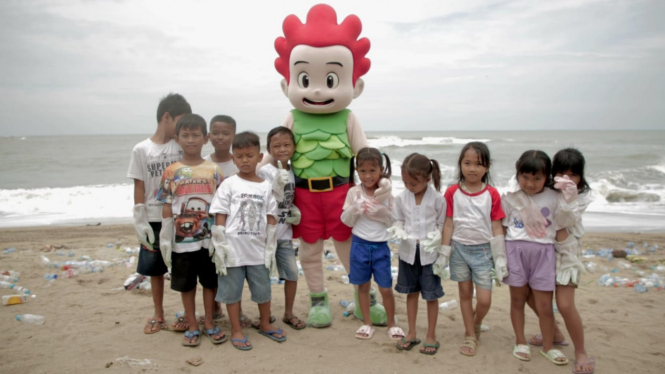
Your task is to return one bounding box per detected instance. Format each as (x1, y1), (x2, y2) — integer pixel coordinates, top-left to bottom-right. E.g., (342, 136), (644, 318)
(158, 114), (226, 346)
(126, 93), (191, 334)
(204, 115), (239, 178)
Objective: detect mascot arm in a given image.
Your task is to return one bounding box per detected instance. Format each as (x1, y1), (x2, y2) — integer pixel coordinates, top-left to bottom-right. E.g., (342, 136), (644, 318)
(347, 112), (368, 152)
(257, 113), (295, 171)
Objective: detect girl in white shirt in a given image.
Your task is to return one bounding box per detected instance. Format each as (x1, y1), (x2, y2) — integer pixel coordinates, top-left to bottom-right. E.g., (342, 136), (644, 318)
(390, 153), (446, 355)
(527, 148), (595, 374)
(502, 150), (575, 366)
(441, 142), (506, 357)
(341, 147), (403, 341)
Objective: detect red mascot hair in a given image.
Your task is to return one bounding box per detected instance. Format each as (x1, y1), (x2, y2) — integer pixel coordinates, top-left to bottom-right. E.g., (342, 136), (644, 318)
(274, 4), (371, 86)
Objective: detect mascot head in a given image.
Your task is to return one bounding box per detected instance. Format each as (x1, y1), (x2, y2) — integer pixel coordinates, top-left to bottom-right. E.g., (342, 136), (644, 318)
(275, 4), (371, 114)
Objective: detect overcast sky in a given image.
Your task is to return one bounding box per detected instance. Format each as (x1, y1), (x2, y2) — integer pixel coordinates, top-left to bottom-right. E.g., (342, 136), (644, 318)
(1, 0), (663, 136)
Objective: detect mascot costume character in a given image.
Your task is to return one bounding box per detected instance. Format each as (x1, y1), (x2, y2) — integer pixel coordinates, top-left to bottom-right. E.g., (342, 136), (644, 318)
(268, 4), (392, 327)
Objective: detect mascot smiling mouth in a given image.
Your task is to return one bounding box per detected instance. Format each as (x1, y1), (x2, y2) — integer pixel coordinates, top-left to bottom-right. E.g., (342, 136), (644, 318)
(303, 98), (334, 106)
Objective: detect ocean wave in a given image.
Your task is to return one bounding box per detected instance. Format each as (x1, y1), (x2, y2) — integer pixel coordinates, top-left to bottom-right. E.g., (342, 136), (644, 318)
(368, 136), (491, 148)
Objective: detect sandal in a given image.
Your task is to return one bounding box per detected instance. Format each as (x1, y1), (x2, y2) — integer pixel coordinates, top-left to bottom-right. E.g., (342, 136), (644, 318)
(396, 337), (421, 351)
(239, 314), (252, 328)
(513, 344), (531, 361)
(572, 357), (596, 374)
(420, 341), (440, 355)
(355, 325), (375, 340)
(540, 349), (569, 366)
(460, 335), (478, 356)
(388, 326), (405, 341)
(197, 311), (225, 324)
(282, 315), (307, 330)
(182, 330), (201, 347)
(529, 333), (569, 347)
(250, 315), (277, 329)
(143, 318), (166, 334)
(204, 326), (227, 345)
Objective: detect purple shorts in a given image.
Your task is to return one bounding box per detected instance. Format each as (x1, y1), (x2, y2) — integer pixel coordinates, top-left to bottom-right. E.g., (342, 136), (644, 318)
(503, 240), (556, 291)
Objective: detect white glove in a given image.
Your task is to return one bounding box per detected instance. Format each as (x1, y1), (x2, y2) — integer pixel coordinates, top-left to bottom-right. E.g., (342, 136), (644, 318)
(555, 234), (585, 285)
(421, 230), (442, 254)
(211, 225), (231, 275)
(374, 178), (392, 203)
(159, 217), (174, 268)
(272, 161), (289, 202)
(285, 204), (301, 225)
(265, 224), (277, 277)
(504, 190), (548, 239)
(432, 244), (452, 278)
(133, 204), (154, 250)
(387, 223), (410, 241)
(490, 235), (508, 281)
(554, 175), (578, 204)
(366, 199), (391, 223)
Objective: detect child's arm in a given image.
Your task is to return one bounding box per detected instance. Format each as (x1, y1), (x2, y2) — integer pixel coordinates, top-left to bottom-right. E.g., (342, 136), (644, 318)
(441, 217), (453, 246)
(341, 188), (365, 227)
(215, 214), (227, 227)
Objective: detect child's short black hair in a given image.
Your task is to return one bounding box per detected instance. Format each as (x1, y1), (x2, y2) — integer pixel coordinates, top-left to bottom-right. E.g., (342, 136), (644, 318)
(176, 114), (207, 136)
(210, 115), (236, 131)
(232, 131), (260, 151)
(515, 150), (553, 188)
(266, 126), (296, 149)
(457, 142), (492, 185)
(552, 148), (590, 193)
(157, 93), (192, 123)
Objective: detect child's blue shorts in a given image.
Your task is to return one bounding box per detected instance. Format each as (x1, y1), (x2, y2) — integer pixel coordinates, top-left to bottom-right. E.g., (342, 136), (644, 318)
(349, 235), (392, 289)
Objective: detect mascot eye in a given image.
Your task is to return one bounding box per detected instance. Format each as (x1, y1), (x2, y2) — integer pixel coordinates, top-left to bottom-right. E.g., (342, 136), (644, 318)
(297, 72), (309, 88)
(326, 72), (339, 89)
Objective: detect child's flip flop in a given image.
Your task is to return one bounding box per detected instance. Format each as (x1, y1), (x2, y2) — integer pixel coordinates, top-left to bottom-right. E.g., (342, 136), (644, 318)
(258, 328), (287, 342)
(420, 341), (440, 355)
(231, 336), (253, 351)
(513, 344), (531, 361)
(396, 338), (421, 351)
(529, 333), (570, 347)
(182, 330), (201, 347)
(204, 326), (227, 345)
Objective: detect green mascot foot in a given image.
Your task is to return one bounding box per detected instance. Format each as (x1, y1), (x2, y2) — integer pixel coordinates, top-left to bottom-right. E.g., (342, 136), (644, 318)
(307, 290), (332, 328)
(354, 288), (388, 326)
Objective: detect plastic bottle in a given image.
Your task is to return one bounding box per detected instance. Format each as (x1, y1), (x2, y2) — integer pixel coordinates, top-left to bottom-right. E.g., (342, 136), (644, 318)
(341, 275), (349, 284)
(634, 284), (648, 293)
(325, 252), (335, 260)
(41, 255), (52, 267)
(62, 269), (79, 278)
(439, 300), (459, 311)
(342, 302), (356, 317)
(123, 274), (146, 290)
(16, 314), (45, 324)
(138, 280), (151, 291)
(584, 262), (597, 273)
(2, 294), (35, 306)
(339, 299), (351, 308)
(0, 275), (18, 283)
(44, 274), (58, 280)
(175, 311), (200, 320)
(0, 281), (15, 289)
(13, 285), (30, 294)
(1, 270), (21, 277)
(2, 247), (16, 254)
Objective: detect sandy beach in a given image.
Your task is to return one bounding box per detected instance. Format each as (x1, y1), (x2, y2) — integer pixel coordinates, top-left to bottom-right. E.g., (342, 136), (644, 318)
(1, 224), (664, 374)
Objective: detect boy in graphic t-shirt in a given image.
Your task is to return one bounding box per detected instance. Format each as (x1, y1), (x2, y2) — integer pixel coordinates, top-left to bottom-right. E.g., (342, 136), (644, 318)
(126, 93), (190, 334)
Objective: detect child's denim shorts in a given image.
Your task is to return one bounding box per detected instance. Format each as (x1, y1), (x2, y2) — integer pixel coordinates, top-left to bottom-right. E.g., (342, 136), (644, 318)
(216, 265), (271, 304)
(276, 240), (299, 282)
(449, 240), (494, 290)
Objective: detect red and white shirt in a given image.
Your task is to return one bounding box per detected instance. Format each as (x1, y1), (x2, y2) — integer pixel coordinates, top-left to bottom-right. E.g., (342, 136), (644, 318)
(444, 184), (505, 245)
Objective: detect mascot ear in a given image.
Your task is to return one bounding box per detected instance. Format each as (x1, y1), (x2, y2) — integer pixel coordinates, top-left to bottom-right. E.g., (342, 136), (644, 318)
(281, 79), (289, 97)
(353, 78), (364, 99)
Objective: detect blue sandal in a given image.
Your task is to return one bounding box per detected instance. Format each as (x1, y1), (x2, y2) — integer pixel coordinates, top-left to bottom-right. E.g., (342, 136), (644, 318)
(258, 328), (287, 342)
(204, 326), (227, 345)
(182, 330), (201, 347)
(231, 336), (253, 351)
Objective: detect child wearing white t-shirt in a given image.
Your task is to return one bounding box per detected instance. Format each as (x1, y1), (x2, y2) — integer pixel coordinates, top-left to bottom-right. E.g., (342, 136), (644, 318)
(208, 132), (284, 351)
(441, 142), (506, 357)
(204, 115), (239, 178)
(340, 147), (403, 341)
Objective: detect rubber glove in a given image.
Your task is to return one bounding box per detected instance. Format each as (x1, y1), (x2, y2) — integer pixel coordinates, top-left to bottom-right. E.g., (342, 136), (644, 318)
(265, 224), (277, 277)
(132, 204), (154, 250)
(366, 199), (392, 225)
(341, 190), (365, 227)
(272, 160), (289, 202)
(555, 234), (585, 285)
(159, 217), (174, 268)
(432, 244), (452, 278)
(211, 225), (231, 275)
(504, 190), (548, 239)
(554, 175), (579, 204)
(374, 178), (392, 203)
(286, 204), (301, 225)
(387, 222), (410, 241)
(421, 230), (442, 254)
(490, 235), (508, 280)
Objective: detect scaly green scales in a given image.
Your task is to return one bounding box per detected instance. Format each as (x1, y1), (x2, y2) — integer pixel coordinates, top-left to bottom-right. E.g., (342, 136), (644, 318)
(290, 109), (353, 179)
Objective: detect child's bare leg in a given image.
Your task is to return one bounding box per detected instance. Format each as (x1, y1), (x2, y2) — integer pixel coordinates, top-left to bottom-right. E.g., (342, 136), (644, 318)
(258, 301), (285, 338)
(527, 288), (566, 344)
(532, 289), (556, 353)
(421, 299), (439, 353)
(509, 285), (529, 358)
(356, 281), (372, 336)
(378, 286), (396, 329)
(181, 287), (198, 344)
(459, 280), (475, 337)
(557, 285), (592, 371)
(397, 292), (419, 349)
(202, 287), (225, 340)
(145, 274), (165, 332)
(227, 302), (248, 347)
(474, 286), (491, 330)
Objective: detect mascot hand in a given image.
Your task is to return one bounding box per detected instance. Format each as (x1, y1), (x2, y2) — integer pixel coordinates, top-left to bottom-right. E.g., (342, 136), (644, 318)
(286, 204), (301, 225)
